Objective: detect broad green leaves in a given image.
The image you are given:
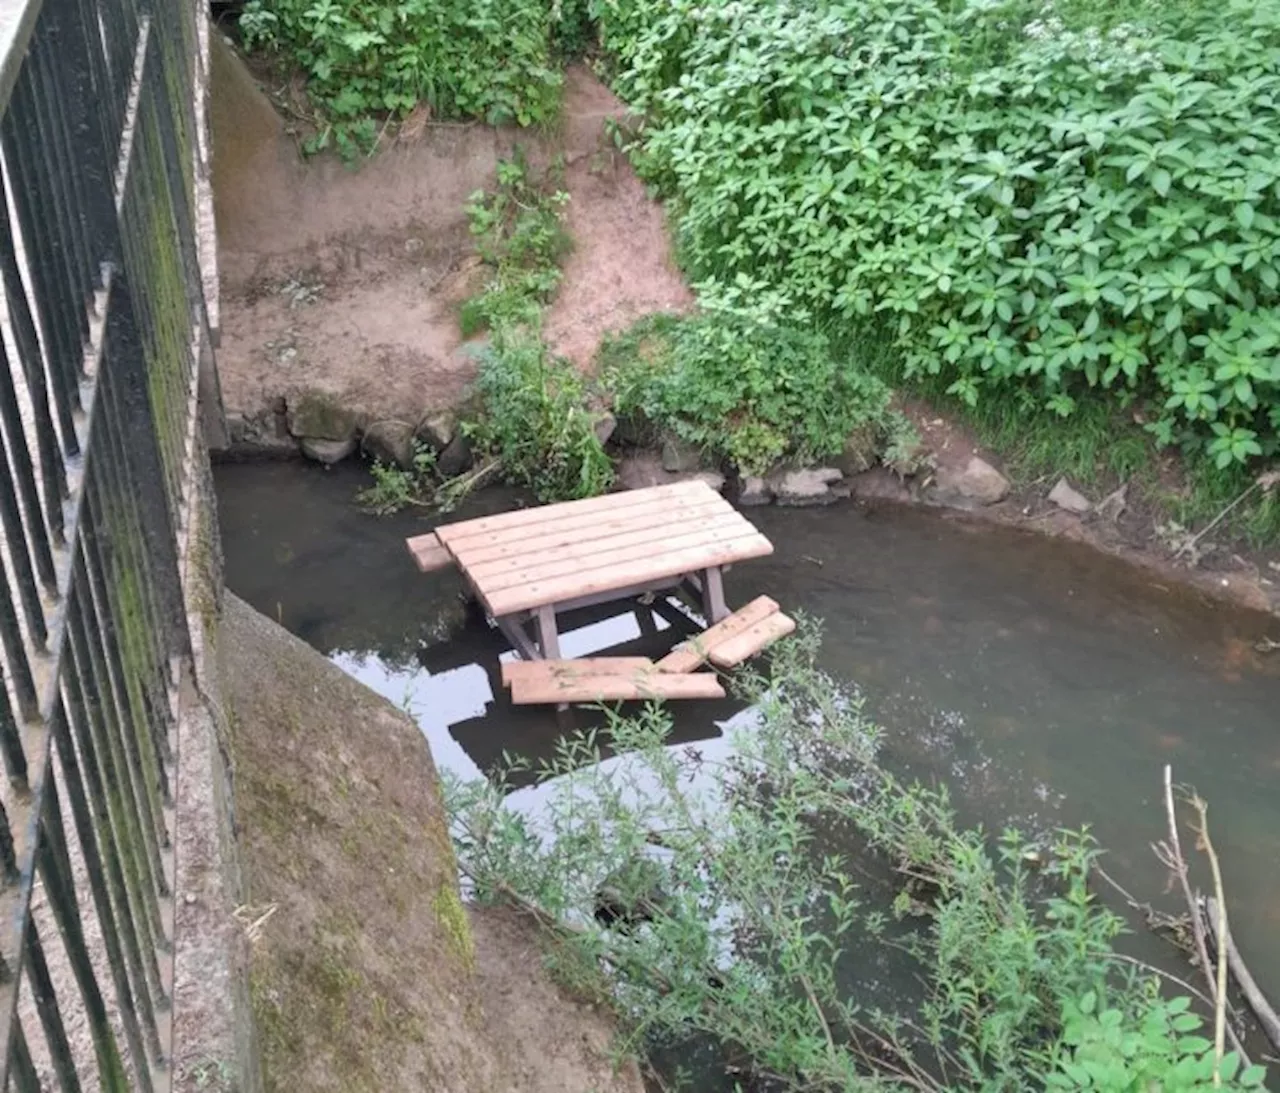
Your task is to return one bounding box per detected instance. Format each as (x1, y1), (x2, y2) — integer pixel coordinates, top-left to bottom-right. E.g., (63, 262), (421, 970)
(594, 0), (1280, 466)
(241, 0), (566, 156)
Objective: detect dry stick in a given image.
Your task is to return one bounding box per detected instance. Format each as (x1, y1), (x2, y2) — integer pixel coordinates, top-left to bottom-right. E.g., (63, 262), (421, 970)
(1157, 767), (1252, 1067)
(1188, 793), (1231, 1084)
(1205, 896), (1280, 1055)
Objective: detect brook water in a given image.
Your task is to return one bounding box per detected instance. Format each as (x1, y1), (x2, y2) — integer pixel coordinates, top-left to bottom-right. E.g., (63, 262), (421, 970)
(215, 460), (1280, 993)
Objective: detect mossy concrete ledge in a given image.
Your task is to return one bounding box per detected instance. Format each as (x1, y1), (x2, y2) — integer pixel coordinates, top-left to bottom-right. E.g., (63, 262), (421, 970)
(221, 593), (643, 1093)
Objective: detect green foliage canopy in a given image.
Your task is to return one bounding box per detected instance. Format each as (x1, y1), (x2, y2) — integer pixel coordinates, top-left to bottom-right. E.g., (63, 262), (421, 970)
(592, 0), (1280, 469)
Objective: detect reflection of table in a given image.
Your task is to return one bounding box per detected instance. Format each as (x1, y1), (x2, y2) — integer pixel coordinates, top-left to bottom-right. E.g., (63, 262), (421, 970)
(430, 481), (773, 661)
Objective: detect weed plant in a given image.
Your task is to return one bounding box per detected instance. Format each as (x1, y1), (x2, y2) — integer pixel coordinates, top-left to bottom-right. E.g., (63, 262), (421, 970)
(447, 625), (1269, 1092)
(462, 155), (572, 336)
(467, 333), (614, 501)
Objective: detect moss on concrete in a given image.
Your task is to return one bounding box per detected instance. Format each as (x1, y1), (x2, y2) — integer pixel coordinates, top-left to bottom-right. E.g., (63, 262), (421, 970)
(221, 593), (644, 1093)
(222, 594), (487, 1093)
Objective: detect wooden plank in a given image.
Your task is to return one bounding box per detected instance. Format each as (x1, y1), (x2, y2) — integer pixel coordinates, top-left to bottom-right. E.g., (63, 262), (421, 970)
(470, 515), (763, 593)
(454, 497), (734, 567)
(438, 481), (710, 546)
(656, 596), (780, 673)
(485, 533), (775, 618)
(708, 613), (796, 669)
(511, 671), (725, 706)
(501, 657), (655, 688)
(405, 532), (453, 574)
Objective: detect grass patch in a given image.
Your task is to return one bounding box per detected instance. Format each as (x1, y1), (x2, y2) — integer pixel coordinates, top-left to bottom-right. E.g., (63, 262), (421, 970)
(460, 153), (571, 337)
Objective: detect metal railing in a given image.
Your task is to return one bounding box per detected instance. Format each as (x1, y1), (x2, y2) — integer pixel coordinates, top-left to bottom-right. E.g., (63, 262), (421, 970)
(0, 0), (210, 1079)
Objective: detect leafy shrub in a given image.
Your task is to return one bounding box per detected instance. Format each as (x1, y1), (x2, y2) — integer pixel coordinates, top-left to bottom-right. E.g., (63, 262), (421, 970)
(1048, 992), (1268, 1090)
(593, 0), (1280, 469)
(447, 625), (1270, 1092)
(467, 332), (613, 500)
(240, 0), (563, 155)
(603, 310), (895, 474)
(462, 155), (572, 335)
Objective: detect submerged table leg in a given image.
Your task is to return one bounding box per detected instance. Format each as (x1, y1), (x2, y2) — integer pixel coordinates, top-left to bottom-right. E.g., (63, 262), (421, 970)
(535, 604), (562, 659)
(701, 566), (728, 623)
(496, 615), (541, 661)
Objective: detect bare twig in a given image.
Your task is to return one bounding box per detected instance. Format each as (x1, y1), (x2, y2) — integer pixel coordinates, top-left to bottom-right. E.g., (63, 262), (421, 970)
(1188, 793), (1231, 1083)
(1204, 897), (1280, 1054)
(800, 974), (837, 1058)
(1177, 481), (1261, 559)
(1159, 766), (1218, 1002)
(1105, 953), (1227, 1016)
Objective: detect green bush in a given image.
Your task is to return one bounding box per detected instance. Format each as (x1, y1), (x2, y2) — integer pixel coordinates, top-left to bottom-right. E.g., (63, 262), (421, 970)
(467, 333), (613, 501)
(240, 0), (563, 154)
(592, 0), (1280, 470)
(602, 310), (896, 473)
(462, 155), (572, 336)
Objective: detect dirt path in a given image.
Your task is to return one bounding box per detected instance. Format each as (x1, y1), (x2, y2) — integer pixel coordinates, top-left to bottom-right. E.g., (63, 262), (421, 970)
(211, 39), (687, 436)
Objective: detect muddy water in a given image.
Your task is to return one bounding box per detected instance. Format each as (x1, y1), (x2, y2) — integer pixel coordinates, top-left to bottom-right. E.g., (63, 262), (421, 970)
(215, 460), (1280, 993)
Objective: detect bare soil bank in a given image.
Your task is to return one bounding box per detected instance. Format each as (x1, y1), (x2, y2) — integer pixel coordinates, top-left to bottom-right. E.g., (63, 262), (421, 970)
(211, 36), (687, 439)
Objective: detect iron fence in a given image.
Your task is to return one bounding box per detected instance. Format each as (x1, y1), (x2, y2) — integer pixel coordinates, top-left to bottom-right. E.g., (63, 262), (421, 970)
(0, 0), (210, 1079)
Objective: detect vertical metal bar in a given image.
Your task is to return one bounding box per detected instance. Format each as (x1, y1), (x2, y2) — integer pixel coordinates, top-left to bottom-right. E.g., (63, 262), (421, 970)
(8, 1021), (41, 1093)
(24, 922), (83, 1093)
(0, 668), (28, 791)
(0, 161), (69, 543)
(65, 595), (164, 1048)
(60, 640), (159, 1084)
(75, 538), (169, 916)
(0, 72), (82, 467)
(0, 565), (37, 722)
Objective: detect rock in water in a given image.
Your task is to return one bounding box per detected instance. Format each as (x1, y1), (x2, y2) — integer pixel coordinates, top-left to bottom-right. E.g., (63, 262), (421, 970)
(418, 410), (458, 454)
(770, 467), (844, 506)
(286, 391), (360, 443)
(436, 431), (474, 477)
(1048, 477), (1091, 514)
(362, 419), (417, 469)
(933, 456), (1010, 505)
(593, 411), (618, 447)
(660, 436), (703, 473)
(738, 476), (773, 506)
(300, 436), (357, 465)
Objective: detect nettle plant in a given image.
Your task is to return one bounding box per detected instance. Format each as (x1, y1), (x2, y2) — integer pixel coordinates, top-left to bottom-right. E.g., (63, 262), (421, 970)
(240, 0), (563, 155)
(593, 0), (1280, 469)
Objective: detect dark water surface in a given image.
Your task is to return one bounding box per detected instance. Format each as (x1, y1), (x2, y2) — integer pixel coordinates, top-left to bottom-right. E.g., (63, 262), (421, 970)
(215, 460), (1280, 992)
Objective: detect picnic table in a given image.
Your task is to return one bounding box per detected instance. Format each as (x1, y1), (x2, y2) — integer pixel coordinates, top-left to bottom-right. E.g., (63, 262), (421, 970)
(407, 480), (774, 665)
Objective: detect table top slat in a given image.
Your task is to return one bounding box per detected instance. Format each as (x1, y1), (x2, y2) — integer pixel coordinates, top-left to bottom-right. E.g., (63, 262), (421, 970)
(485, 531), (774, 617)
(445, 495), (730, 564)
(467, 512), (756, 591)
(429, 481), (775, 619)
(437, 480), (705, 545)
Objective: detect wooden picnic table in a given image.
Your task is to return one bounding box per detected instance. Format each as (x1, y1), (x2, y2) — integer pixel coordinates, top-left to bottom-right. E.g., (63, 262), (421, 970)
(421, 480), (774, 663)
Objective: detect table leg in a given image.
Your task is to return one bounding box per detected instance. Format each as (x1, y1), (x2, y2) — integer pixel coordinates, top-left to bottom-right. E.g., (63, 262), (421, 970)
(496, 616), (541, 661)
(634, 601), (659, 639)
(535, 604), (562, 659)
(701, 566), (728, 623)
